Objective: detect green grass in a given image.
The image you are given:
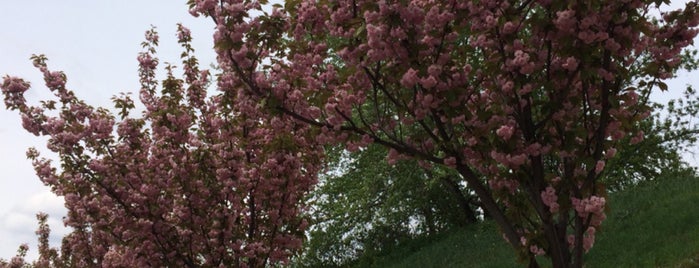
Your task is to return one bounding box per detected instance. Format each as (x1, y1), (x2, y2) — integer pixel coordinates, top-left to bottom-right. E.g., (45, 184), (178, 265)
(350, 222), (519, 268)
(351, 176), (699, 267)
(585, 176), (699, 267)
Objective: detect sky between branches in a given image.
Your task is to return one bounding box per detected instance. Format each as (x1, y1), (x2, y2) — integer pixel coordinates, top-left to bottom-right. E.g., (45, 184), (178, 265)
(0, 1), (216, 260)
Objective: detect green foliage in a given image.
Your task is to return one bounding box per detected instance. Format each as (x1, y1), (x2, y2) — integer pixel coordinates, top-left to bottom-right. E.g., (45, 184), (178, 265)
(345, 174), (699, 268)
(604, 86), (699, 191)
(602, 48), (699, 190)
(295, 144), (479, 267)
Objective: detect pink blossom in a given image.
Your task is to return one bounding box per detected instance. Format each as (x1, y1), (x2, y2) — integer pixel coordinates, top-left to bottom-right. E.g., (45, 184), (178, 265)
(595, 160), (605, 174)
(420, 76), (438, 89)
(562, 56), (579, 71)
(512, 50), (530, 67)
(554, 10), (576, 31)
(2, 0), (695, 265)
(496, 125), (514, 140)
(137, 53), (157, 70)
(443, 157), (457, 167)
(572, 195), (606, 223)
(583, 227), (596, 252)
(427, 64), (442, 76)
(530, 245), (546, 256)
(1, 76), (30, 110)
(400, 68), (419, 88)
(502, 21), (518, 34)
(501, 80), (514, 93)
(630, 130), (644, 145)
(1, 76), (30, 93)
(421, 93), (438, 109)
(177, 24), (192, 42)
(508, 154), (527, 167)
(44, 71), (66, 89)
(540, 186), (560, 213)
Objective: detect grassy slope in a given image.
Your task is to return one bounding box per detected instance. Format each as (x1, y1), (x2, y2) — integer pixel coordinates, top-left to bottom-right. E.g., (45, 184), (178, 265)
(353, 176), (699, 267)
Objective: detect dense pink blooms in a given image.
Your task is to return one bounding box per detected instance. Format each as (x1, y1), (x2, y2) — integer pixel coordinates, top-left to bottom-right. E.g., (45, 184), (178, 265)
(572, 196), (607, 226)
(562, 57), (579, 71)
(496, 125), (514, 140)
(3, 0), (698, 267)
(1, 25), (321, 267)
(1, 76), (30, 110)
(136, 53), (157, 70)
(400, 68), (419, 88)
(541, 186), (560, 213)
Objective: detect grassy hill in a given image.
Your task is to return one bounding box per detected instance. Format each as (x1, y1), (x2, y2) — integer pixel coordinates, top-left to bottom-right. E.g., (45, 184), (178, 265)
(351, 175), (699, 267)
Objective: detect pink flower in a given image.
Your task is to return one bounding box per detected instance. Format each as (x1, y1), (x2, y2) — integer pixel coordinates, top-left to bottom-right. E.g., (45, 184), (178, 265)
(508, 154), (527, 167)
(496, 125), (514, 140)
(137, 53), (157, 70)
(501, 80), (514, 93)
(583, 227), (596, 252)
(541, 186), (559, 213)
(562, 56), (579, 71)
(630, 131), (644, 145)
(443, 157), (457, 167)
(512, 50), (530, 67)
(530, 245), (546, 256)
(400, 68), (419, 88)
(595, 160), (605, 174)
(572, 195), (606, 225)
(1, 76), (30, 93)
(502, 21), (517, 35)
(420, 76), (438, 89)
(177, 24), (192, 42)
(43, 71), (66, 89)
(554, 10), (576, 31)
(421, 93), (436, 108)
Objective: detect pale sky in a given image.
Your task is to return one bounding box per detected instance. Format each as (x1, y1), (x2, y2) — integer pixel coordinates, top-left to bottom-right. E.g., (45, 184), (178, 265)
(0, 0), (697, 262)
(0, 1), (216, 260)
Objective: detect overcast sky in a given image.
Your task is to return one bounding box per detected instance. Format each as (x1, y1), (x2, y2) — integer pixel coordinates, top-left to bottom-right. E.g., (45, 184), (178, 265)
(0, 0), (697, 262)
(0, 1), (216, 260)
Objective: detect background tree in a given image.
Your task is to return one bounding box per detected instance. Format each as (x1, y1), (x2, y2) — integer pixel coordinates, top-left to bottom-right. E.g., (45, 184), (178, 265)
(297, 144), (478, 267)
(1, 24), (322, 267)
(189, 0), (699, 266)
(603, 50), (699, 191)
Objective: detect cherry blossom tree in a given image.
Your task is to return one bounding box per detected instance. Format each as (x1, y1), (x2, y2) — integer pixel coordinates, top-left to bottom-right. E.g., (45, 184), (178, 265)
(2, 0), (698, 267)
(187, 0), (699, 267)
(1, 24), (322, 267)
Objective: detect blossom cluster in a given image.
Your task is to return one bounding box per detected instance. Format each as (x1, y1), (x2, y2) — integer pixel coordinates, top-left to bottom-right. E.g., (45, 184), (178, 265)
(3, 0), (698, 267)
(1, 24), (321, 266)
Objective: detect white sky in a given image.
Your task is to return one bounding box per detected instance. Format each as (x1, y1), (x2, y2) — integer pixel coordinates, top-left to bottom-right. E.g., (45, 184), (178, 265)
(0, 1), (216, 260)
(0, 0), (696, 262)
